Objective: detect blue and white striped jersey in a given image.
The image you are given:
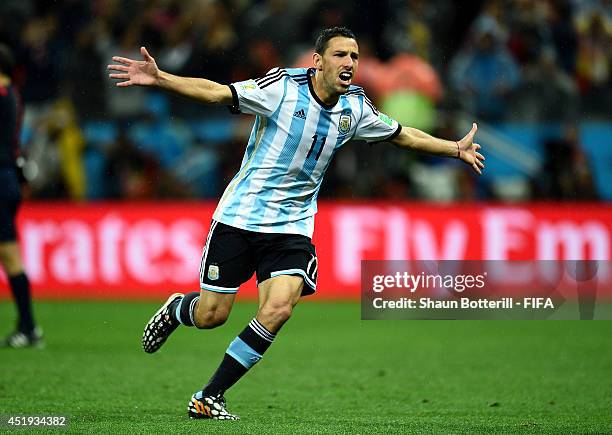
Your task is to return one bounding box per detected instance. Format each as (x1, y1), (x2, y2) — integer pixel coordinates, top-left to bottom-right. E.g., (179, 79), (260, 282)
(213, 67), (401, 238)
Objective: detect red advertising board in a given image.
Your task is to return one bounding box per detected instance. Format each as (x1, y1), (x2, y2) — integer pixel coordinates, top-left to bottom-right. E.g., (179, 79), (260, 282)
(1, 202), (610, 300)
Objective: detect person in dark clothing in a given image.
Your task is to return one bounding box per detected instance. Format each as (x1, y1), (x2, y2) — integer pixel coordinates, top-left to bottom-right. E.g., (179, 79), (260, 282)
(0, 44), (43, 348)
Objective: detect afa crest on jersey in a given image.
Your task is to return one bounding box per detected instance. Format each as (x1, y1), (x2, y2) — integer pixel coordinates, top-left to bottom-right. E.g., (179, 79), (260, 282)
(339, 114), (352, 134)
(208, 265), (220, 281)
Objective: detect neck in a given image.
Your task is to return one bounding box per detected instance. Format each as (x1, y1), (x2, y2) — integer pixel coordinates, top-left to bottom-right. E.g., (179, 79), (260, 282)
(311, 70), (339, 107)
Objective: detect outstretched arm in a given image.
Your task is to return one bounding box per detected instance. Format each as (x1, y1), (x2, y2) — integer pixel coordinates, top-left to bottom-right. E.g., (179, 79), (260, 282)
(107, 47), (232, 105)
(391, 123), (485, 175)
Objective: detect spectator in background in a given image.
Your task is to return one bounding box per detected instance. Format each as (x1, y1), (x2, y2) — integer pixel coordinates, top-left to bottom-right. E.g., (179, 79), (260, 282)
(506, 0), (552, 65)
(128, 92), (192, 170)
(180, 1), (239, 83)
(512, 47), (578, 122)
(0, 43), (43, 348)
(64, 21), (108, 120)
(533, 124), (599, 200)
(48, 99), (87, 200)
(300, 0), (349, 49)
(18, 13), (61, 106)
(105, 127), (164, 199)
(450, 19), (520, 121)
(575, 10), (612, 115)
(383, 0), (435, 62)
(0, 0), (33, 48)
(105, 126), (190, 199)
(244, 0), (305, 60)
(21, 99), (86, 200)
(156, 12), (193, 75)
(101, 6), (148, 120)
(548, 0), (578, 75)
(472, 0), (509, 43)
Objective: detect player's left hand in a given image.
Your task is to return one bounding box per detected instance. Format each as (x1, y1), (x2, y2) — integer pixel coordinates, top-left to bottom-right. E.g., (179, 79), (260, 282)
(457, 123), (485, 175)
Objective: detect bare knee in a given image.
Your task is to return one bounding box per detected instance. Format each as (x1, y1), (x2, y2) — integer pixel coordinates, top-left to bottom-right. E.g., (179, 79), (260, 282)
(258, 301), (293, 331)
(193, 306), (229, 329)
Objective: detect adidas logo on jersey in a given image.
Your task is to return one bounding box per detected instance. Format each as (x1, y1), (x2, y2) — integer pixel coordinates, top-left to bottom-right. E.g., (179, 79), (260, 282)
(293, 109), (306, 119)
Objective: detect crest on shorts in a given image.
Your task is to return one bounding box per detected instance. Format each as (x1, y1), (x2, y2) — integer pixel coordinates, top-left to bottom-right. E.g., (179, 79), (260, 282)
(208, 265), (220, 281)
(338, 114), (351, 134)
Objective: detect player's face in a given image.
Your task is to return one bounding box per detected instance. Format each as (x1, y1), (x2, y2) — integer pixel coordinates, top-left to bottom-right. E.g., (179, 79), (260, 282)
(317, 36), (359, 95)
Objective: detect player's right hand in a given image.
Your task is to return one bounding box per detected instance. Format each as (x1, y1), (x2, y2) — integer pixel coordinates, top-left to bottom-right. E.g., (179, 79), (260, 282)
(107, 46), (159, 87)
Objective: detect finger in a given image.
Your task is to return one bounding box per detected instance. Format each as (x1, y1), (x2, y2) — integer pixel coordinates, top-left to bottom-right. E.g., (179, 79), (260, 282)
(464, 123), (477, 142)
(476, 152), (485, 161)
(107, 64), (129, 72)
(116, 80), (133, 87)
(109, 73), (129, 79)
(473, 143), (481, 150)
(476, 159), (485, 169)
(472, 163), (482, 175)
(112, 56), (133, 65)
(141, 46), (153, 61)
(467, 123), (477, 140)
(461, 123), (478, 144)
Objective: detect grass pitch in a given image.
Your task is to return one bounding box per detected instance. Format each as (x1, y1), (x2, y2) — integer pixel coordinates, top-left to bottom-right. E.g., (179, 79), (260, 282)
(0, 300), (611, 434)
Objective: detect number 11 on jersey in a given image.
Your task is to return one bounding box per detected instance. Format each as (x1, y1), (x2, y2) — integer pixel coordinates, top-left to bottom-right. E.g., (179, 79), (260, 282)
(307, 134), (327, 161)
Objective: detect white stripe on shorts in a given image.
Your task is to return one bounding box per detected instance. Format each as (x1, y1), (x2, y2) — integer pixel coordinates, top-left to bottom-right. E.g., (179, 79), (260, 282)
(199, 220), (219, 284)
(200, 283), (239, 293)
(270, 268), (316, 291)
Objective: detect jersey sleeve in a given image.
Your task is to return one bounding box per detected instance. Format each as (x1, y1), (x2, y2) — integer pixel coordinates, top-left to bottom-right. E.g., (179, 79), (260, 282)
(228, 68), (287, 117)
(353, 95), (402, 143)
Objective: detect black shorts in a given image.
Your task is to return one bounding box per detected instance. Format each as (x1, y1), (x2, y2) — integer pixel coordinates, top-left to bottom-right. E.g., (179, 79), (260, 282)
(0, 168), (21, 242)
(199, 221), (318, 296)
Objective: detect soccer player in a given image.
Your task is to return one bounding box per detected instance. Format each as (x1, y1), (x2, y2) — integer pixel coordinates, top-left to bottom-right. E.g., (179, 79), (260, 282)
(0, 44), (43, 348)
(108, 27), (484, 420)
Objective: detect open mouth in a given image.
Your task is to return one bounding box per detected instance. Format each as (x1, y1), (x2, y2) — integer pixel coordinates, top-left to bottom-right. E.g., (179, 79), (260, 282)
(338, 71), (352, 85)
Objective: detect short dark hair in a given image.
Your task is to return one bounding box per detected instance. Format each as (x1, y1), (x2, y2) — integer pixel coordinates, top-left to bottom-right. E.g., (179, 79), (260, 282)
(0, 44), (15, 76)
(314, 27), (356, 54)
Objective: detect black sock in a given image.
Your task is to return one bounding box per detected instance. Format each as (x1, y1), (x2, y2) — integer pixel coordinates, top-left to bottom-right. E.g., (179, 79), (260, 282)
(9, 272), (35, 333)
(169, 292), (200, 326)
(202, 318), (276, 397)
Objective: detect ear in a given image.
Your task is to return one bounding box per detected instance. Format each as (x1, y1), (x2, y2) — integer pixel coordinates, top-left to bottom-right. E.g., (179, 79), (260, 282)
(313, 52), (323, 71)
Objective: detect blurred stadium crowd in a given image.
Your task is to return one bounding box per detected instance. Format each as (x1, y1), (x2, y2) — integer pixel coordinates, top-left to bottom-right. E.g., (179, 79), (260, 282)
(0, 0), (610, 201)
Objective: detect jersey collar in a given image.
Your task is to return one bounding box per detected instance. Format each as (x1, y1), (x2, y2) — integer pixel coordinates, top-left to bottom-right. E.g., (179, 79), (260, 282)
(307, 68), (338, 110)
